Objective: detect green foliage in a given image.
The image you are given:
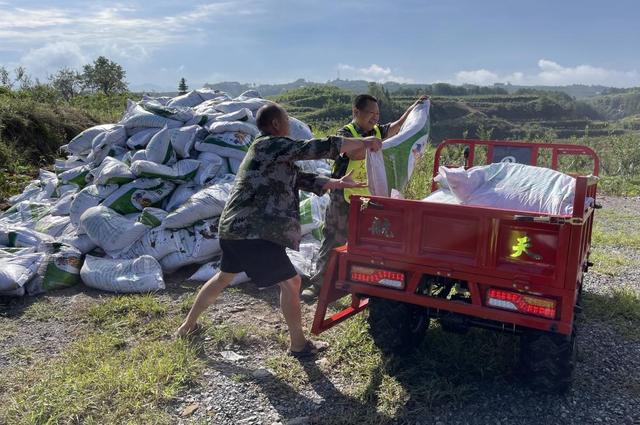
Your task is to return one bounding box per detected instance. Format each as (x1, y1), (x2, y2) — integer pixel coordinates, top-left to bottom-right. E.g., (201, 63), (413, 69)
(587, 89), (640, 120)
(49, 67), (83, 101)
(82, 56), (128, 95)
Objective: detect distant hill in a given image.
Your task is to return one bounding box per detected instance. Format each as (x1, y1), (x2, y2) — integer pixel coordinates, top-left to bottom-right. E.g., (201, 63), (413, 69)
(584, 90), (640, 120)
(204, 78), (638, 100)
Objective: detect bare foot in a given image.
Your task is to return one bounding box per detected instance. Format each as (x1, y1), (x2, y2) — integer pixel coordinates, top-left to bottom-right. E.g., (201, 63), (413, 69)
(175, 322), (201, 339)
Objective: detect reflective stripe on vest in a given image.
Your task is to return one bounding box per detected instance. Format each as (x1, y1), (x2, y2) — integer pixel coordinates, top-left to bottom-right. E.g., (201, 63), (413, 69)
(342, 123), (381, 203)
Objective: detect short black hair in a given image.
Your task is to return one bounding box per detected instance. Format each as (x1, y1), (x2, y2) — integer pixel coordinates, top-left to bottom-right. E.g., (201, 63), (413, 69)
(256, 103), (287, 134)
(353, 94), (378, 110)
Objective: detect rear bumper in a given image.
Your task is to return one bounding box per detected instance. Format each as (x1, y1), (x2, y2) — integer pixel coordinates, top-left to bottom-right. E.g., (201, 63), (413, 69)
(335, 279), (572, 335)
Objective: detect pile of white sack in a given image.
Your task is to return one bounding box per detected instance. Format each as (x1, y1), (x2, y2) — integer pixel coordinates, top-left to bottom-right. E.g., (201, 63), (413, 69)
(424, 162), (581, 215)
(0, 88), (330, 296)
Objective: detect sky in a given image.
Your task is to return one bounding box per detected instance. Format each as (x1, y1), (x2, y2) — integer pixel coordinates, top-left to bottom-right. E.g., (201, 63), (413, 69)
(0, 0), (639, 91)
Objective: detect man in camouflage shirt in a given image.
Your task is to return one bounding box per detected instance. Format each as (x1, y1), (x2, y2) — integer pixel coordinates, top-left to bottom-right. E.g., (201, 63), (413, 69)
(302, 94), (429, 301)
(178, 104), (381, 358)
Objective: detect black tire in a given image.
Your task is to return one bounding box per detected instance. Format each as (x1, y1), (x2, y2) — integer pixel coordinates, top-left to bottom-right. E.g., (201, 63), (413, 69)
(518, 325), (577, 393)
(367, 298), (430, 355)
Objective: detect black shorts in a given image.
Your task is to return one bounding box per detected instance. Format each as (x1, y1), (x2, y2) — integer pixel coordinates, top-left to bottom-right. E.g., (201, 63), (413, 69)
(219, 239), (297, 288)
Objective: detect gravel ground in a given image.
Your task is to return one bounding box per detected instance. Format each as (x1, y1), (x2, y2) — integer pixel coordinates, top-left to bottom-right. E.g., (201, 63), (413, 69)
(1, 195), (639, 425)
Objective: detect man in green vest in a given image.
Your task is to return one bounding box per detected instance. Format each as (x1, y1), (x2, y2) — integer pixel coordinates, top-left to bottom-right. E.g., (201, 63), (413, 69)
(301, 93), (429, 301)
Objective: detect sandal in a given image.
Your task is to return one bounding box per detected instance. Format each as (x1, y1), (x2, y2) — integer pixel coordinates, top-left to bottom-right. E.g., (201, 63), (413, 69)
(289, 340), (329, 359)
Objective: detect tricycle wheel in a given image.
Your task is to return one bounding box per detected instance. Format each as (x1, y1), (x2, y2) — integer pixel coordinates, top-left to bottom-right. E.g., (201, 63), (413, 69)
(367, 298), (430, 355)
(518, 325), (577, 393)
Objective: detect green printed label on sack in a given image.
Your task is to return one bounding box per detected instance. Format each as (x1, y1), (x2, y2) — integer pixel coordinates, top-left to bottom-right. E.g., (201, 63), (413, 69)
(382, 126), (428, 192)
(202, 132), (252, 152)
(42, 255), (81, 290)
(138, 211), (162, 228)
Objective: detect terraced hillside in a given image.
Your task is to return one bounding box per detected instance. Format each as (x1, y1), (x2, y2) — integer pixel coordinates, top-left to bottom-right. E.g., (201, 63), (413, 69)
(273, 86), (636, 144)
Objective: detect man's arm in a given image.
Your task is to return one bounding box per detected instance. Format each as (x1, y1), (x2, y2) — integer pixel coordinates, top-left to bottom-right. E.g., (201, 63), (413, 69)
(386, 95), (430, 138)
(296, 169), (367, 196)
(279, 136), (381, 162)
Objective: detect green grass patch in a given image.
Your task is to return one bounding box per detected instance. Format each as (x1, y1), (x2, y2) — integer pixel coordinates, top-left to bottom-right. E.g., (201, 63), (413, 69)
(1, 334), (202, 425)
(205, 323), (254, 347)
(589, 249), (639, 276)
(265, 354), (309, 389)
(22, 299), (64, 322)
(88, 294), (168, 327)
(1, 293), (204, 425)
(592, 210), (640, 250)
(583, 286), (640, 341)
(4, 345), (35, 362)
(0, 320), (18, 342)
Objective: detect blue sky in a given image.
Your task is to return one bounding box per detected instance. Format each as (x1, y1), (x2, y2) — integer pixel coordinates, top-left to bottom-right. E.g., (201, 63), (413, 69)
(1, 0), (638, 90)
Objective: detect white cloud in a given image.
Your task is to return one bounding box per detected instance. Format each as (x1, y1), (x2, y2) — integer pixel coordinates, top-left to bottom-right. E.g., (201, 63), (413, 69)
(0, 2), (260, 54)
(454, 59), (640, 87)
(20, 42), (88, 79)
(337, 63), (413, 83)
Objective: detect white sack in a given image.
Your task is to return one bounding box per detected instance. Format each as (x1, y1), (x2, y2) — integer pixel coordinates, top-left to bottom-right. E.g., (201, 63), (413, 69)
(206, 121), (259, 137)
(90, 157), (135, 185)
(288, 116), (313, 140)
(195, 131), (253, 160)
(430, 162), (577, 215)
(81, 255), (165, 293)
(366, 101), (430, 196)
(33, 215), (70, 237)
(69, 184), (120, 228)
(130, 159), (200, 183)
(26, 243), (82, 295)
(0, 226), (54, 247)
(162, 183), (232, 229)
(0, 201), (51, 228)
(194, 152), (225, 185)
(188, 261), (250, 286)
(80, 206), (148, 254)
(126, 128), (160, 149)
(101, 178), (175, 215)
(215, 98), (272, 113)
(0, 253), (45, 292)
(119, 99), (183, 132)
(66, 124), (120, 155)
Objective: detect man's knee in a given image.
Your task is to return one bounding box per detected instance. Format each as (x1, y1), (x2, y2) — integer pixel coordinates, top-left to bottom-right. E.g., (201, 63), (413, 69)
(279, 274), (301, 292)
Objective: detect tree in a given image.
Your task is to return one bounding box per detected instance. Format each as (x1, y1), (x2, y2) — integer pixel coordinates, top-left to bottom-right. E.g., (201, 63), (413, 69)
(367, 82), (399, 123)
(82, 56), (127, 95)
(49, 67), (82, 100)
(178, 77), (188, 95)
(0, 66), (11, 89)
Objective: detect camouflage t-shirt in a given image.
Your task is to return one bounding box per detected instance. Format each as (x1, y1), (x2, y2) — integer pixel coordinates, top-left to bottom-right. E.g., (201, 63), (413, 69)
(218, 135), (343, 250)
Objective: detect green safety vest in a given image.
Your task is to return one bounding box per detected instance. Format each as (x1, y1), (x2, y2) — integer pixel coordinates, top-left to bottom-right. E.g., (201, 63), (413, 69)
(342, 123), (381, 203)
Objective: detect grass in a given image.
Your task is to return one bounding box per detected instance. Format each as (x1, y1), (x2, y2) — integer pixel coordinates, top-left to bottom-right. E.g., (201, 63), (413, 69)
(589, 249), (639, 276)
(0, 294), (204, 425)
(22, 298), (65, 321)
(583, 286), (640, 341)
(204, 322), (254, 347)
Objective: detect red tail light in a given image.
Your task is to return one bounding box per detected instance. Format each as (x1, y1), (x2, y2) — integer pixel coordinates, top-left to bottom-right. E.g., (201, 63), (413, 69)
(350, 266), (405, 289)
(486, 288), (557, 319)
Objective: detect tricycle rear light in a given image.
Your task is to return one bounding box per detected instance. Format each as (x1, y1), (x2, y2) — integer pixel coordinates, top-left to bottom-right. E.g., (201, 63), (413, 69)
(486, 288), (557, 319)
(350, 265), (405, 289)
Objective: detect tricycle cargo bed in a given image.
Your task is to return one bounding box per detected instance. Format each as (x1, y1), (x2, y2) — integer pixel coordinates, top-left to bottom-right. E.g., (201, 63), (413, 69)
(348, 183), (595, 291)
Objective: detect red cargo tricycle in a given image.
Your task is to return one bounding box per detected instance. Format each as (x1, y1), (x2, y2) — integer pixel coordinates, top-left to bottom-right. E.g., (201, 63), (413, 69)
(312, 139), (599, 393)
